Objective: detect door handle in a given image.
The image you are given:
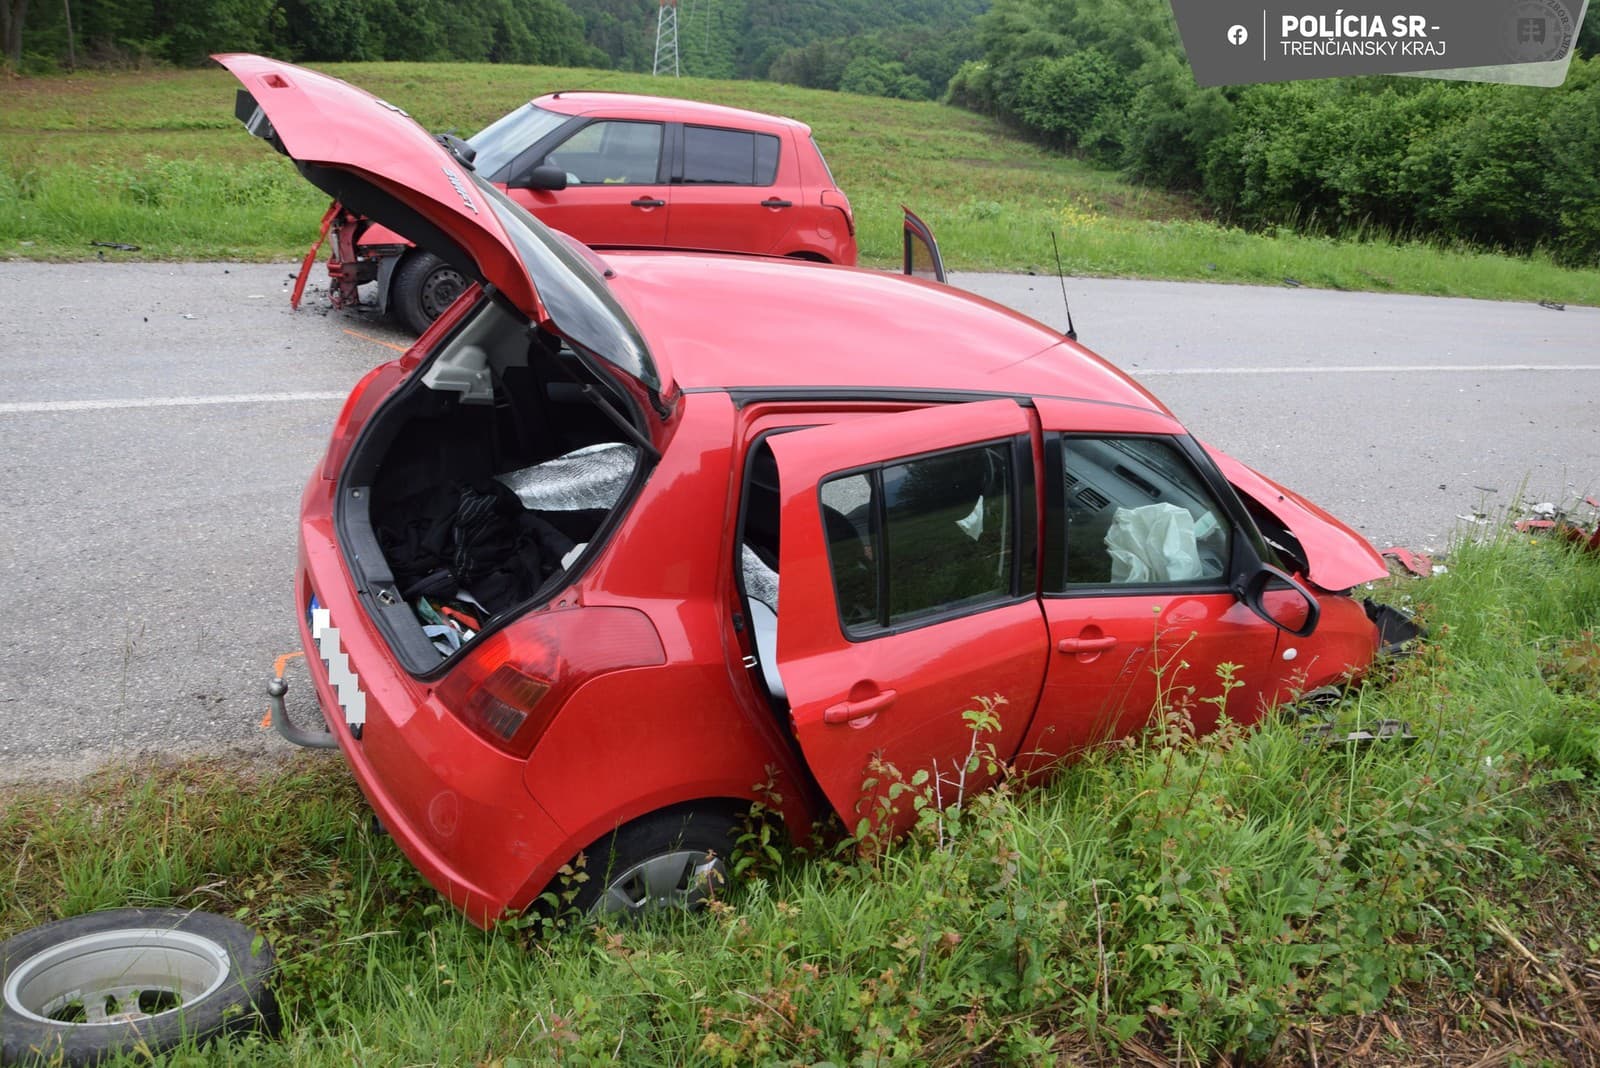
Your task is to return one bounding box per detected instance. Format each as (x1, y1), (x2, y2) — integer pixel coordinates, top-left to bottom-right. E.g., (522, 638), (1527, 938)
(823, 688), (898, 724)
(1057, 635), (1119, 653)
(761, 197), (793, 209)
(630, 197), (666, 208)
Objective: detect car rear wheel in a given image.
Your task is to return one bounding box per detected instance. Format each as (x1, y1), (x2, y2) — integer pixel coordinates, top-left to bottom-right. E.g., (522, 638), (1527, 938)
(0, 908), (278, 1066)
(391, 252), (467, 334)
(573, 805), (741, 920)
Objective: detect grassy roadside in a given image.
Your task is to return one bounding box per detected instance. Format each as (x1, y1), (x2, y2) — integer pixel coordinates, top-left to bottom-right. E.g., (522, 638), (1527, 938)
(2, 63), (1598, 305)
(5, 530), (1600, 1064)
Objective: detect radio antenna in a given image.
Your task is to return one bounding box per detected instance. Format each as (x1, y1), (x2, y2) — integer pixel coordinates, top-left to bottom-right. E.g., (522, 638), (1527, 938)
(1049, 231), (1077, 341)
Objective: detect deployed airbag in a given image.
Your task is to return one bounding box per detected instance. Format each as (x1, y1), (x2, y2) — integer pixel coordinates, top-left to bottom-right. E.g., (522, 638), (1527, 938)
(1105, 503), (1219, 583)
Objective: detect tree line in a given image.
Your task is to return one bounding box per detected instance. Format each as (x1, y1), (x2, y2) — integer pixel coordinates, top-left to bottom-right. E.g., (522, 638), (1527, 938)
(3, 0), (602, 68)
(950, 0), (1600, 265)
(561, 0), (987, 97)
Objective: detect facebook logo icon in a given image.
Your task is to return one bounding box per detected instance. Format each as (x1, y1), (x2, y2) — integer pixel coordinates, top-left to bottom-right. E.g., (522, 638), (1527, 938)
(1227, 24), (1250, 44)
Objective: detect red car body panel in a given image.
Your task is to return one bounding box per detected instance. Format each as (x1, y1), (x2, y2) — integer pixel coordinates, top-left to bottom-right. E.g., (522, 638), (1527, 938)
(225, 56), (1400, 927)
(499, 91), (854, 262)
(1203, 443), (1388, 591)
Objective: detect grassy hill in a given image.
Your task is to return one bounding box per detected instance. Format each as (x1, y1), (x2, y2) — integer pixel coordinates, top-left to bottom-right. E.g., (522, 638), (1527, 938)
(2, 61), (1597, 304)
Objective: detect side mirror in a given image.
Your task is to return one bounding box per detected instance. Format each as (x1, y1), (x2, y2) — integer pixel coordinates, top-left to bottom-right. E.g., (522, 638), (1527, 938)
(513, 164), (568, 191)
(1237, 564), (1320, 637)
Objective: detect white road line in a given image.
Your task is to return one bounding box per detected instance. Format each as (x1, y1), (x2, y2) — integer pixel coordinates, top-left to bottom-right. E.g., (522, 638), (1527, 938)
(3, 364), (1596, 412)
(1136, 364), (1600, 376)
(0, 391), (347, 414)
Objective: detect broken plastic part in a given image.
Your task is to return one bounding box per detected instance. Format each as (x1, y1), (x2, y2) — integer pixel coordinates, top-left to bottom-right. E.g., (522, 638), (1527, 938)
(421, 343), (496, 404)
(1364, 598), (1425, 656)
(1301, 718), (1416, 746)
(496, 442), (638, 512)
(1380, 546), (1434, 578)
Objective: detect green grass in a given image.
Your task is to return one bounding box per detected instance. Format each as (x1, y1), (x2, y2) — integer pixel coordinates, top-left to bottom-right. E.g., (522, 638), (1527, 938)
(6, 528), (1600, 1064)
(2, 62), (1598, 305)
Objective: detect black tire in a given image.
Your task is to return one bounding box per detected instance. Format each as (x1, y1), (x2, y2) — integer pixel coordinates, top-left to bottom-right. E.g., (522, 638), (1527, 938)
(0, 908), (279, 1067)
(566, 805), (742, 920)
(390, 251), (467, 335)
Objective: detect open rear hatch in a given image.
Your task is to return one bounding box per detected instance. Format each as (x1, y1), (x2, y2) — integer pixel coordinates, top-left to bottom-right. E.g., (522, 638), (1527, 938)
(335, 306), (651, 673)
(218, 53), (671, 671)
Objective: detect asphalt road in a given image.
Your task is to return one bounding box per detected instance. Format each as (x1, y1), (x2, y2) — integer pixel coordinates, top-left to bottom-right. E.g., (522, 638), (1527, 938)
(2, 262), (1596, 782)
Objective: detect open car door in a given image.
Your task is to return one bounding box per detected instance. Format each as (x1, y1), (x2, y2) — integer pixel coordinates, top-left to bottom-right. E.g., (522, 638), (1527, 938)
(902, 205), (946, 284)
(766, 399), (1047, 834)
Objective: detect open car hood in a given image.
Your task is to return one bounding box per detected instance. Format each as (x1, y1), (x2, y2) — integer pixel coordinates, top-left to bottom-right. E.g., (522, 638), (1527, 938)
(1204, 443), (1387, 592)
(216, 54), (664, 396)
(217, 54), (543, 320)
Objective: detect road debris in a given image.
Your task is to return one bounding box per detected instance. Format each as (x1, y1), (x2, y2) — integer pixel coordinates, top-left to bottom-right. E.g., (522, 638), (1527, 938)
(1381, 546), (1436, 577)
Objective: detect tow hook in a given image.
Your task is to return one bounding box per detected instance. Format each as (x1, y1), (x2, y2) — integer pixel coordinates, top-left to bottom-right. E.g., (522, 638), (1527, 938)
(266, 675), (340, 749)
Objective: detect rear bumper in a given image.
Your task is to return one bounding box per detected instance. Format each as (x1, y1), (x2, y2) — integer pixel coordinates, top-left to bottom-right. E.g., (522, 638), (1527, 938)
(295, 504), (570, 926)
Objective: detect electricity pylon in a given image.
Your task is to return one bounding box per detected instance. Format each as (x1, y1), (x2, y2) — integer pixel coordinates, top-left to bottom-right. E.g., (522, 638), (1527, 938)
(653, 0), (680, 77)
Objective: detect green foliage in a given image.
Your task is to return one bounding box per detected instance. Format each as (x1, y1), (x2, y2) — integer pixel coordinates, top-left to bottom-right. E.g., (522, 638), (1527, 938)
(6, 533), (1600, 1062)
(10, 0), (602, 69)
(1014, 47), (1129, 161)
(962, 0), (1600, 266)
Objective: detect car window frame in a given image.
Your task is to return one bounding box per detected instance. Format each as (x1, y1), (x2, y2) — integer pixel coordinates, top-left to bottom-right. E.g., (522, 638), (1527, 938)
(818, 433), (1036, 641)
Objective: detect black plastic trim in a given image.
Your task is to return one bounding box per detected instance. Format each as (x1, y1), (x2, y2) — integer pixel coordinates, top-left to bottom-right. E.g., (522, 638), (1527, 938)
(716, 386), (1155, 415)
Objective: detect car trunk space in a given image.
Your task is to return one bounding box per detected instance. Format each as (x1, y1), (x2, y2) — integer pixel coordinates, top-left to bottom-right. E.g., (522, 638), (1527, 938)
(334, 299), (646, 674)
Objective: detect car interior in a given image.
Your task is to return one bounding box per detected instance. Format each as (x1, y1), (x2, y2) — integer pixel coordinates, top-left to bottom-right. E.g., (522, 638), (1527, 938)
(1061, 436), (1230, 586)
(338, 301), (643, 666)
(733, 432), (1016, 709)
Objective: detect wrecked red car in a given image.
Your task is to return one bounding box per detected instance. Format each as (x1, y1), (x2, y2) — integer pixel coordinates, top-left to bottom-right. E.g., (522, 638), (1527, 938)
(225, 54), (1397, 927)
(307, 88), (858, 332)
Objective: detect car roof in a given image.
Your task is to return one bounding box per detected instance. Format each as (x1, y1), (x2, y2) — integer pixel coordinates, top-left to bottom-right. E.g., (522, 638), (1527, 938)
(532, 91), (809, 134)
(600, 252), (1172, 414)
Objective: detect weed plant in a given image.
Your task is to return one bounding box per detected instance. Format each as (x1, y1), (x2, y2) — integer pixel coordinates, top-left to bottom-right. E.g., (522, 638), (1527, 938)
(3, 530), (1600, 1063)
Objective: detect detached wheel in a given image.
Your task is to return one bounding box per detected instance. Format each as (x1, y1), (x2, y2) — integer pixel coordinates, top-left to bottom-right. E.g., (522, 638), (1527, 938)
(0, 909), (278, 1066)
(390, 251), (466, 334)
(573, 805), (741, 920)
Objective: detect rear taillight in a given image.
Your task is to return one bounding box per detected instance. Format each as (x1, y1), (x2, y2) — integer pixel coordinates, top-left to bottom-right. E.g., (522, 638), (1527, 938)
(435, 606), (665, 758)
(821, 188), (855, 236)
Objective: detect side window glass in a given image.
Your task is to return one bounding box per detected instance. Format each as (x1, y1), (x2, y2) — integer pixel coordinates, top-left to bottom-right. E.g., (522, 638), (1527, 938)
(755, 135), (781, 184)
(1061, 437), (1230, 587)
(820, 475), (877, 628)
(822, 443), (1014, 635)
(683, 126), (780, 185)
(545, 121), (662, 185)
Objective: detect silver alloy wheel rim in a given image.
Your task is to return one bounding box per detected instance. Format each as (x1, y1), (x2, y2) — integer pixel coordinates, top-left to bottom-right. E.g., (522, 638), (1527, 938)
(4, 928), (233, 1026)
(419, 267), (466, 320)
(596, 850), (727, 917)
